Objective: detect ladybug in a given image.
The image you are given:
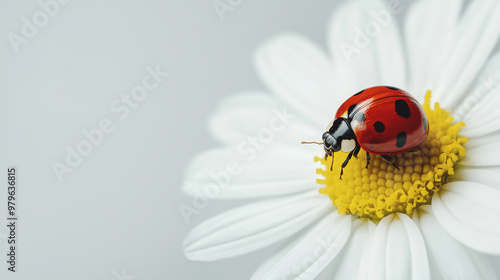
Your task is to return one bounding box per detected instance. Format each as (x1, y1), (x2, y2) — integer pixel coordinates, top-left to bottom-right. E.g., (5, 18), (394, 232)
(304, 86), (429, 178)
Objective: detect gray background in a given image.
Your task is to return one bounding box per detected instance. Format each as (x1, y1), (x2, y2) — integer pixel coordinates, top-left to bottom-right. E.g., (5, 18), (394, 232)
(0, 0), (419, 279)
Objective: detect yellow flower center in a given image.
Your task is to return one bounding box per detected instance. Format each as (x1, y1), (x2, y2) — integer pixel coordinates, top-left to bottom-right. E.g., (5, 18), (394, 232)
(316, 91), (467, 221)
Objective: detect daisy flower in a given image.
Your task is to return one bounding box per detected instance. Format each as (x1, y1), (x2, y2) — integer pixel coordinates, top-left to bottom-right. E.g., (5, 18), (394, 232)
(183, 0), (500, 279)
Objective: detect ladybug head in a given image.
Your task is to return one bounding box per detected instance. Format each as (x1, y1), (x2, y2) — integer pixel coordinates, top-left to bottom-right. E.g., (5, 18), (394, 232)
(322, 131), (339, 156)
(322, 118), (357, 156)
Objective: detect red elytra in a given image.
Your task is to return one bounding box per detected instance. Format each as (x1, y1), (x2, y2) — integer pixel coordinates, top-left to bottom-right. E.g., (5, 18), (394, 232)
(335, 86), (429, 154)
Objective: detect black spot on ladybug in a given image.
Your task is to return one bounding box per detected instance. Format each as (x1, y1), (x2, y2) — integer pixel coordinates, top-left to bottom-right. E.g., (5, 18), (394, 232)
(423, 116), (428, 130)
(396, 131), (407, 148)
(385, 86), (400, 91)
(348, 104), (357, 118)
(373, 121), (385, 133)
(353, 90), (364, 96)
(395, 99), (411, 118)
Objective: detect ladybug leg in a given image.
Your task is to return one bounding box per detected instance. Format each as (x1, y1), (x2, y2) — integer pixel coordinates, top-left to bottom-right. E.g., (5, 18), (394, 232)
(330, 154), (334, 171)
(381, 155), (400, 171)
(339, 150), (354, 179)
(353, 144), (361, 158)
(408, 146), (423, 154)
(365, 151), (371, 168)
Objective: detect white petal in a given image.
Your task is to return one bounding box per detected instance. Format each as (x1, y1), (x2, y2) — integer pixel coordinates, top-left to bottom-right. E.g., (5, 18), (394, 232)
(461, 101), (500, 138)
(368, 214), (430, 280)
(440, 182), (500, 235)
(368, 214), (392, 279)
(183, 147), (319, 199)
(454, 51), (500, 127)
(485, 166), (500, 173)
(251, 212), (351, 280)
(415, 205), (497, 280)
(208, 92), (284, 143)
(183, 191), (331, 261)
(432, 181), (500, 254)
(254, 33), (346, 126)
(404, 0), (463, 98)
(208, 92), (321, 145)
(464, 130), (500, 148)
(354, 221), (377, 280)
(432, 0), (500, 109)
(397, 213), (431, 280)
(327, 0), (407, 93)
(316, 219), (376, 280)
(450, 167), (500, 190)
(461, 132), (500, 167)
(386, 218), (411, 280)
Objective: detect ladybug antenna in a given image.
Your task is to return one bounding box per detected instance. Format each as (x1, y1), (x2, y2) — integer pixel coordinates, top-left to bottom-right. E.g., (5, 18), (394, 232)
(301, 141), (324, 145)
